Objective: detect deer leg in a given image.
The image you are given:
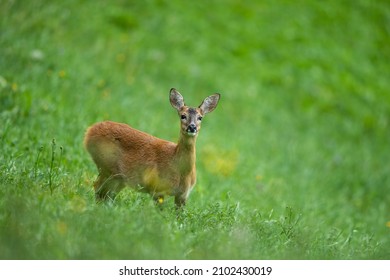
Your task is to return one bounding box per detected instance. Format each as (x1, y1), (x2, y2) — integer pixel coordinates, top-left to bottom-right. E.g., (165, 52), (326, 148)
(174, 195), (187, 209)
(95, 173), (125, 203)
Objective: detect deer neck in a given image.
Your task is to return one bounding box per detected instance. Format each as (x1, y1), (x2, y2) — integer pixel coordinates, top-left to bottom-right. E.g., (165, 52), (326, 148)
(175, 134), (197, 173)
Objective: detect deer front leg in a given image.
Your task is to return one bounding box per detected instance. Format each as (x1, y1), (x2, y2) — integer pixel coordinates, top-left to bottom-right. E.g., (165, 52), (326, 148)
(174, 193), (188, 209)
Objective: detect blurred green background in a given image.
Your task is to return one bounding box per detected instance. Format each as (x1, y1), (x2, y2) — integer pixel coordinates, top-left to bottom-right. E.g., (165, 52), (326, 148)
(0, 0), (389, 259)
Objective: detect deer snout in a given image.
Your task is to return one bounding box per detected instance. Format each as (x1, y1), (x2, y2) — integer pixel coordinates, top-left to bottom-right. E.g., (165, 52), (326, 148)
(186, 124), (197, 135)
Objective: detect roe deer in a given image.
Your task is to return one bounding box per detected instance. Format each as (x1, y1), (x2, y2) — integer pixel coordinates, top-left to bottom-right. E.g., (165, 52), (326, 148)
(84, 88), (220, 207)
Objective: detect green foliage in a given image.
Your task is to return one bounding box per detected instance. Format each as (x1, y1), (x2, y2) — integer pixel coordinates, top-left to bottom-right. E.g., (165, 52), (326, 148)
(1, 0), (389, 259)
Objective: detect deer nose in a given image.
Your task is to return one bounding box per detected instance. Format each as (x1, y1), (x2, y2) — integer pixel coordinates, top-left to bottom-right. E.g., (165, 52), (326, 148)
(187, 124), (197, 133)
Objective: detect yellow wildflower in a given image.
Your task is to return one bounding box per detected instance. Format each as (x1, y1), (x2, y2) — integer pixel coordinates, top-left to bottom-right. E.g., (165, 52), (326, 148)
(59, 70), (66, 78)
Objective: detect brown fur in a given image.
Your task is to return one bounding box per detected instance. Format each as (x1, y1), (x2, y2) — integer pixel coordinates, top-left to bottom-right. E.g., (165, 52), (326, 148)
(84, 88), (220, 207)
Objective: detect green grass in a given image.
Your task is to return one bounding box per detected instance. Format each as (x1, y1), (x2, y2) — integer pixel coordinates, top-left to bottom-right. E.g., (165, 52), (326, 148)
(1, 0), (389, 259)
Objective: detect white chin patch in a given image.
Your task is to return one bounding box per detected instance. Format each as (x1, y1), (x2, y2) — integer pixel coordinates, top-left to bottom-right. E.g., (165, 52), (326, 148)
(186, 132), (197, 136)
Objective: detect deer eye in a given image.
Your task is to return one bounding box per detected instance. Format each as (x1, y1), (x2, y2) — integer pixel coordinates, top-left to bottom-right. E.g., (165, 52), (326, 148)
(181, 114), (187, 120)
(197, 116), (203, 121)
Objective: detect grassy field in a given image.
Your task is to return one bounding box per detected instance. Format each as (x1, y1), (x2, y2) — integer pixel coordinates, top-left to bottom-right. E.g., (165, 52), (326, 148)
(1, 0), (389, 259)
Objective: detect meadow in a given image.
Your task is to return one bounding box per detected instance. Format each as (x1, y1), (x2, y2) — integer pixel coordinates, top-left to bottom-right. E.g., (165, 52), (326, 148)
(0, 0), (389, 259)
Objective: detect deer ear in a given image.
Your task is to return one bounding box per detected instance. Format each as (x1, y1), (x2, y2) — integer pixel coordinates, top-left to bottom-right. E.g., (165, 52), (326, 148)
(170, 88), (185, 110)
(199, 93), (220, 114)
